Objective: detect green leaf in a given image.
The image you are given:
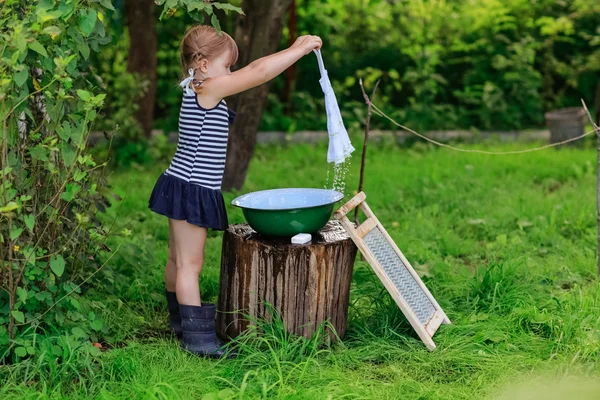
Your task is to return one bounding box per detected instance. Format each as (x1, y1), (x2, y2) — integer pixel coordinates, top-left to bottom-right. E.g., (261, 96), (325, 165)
(191, 12), (205, 24)
(77, 42), (90, 60)
(11, 310), (25, 324)
(77, 89), (92, 102)
(48, 100), (65, 123)
(15, 347), (27, 357)
(218, 389), (235, 399)
(24, 214), (35, 232)
(14, 69), (28, 87)
(50, 255), (65, 277)
(52, 345), (62, 356)
(5, 189), (17, 203)
(61, 144), (76, 167)
(10, 227), (23, 241)
(36, 3), (64, 22)
(43, 26), (62, 37)
(71, 127), (84, 147)
(30, 145), (49, 162)
(91, 319), (103, 331)
(212, 3), (244, 14)
(164, 0), (178, 9)
(73, 169), (87, 182)
(97, 35), (112, 46)
(495, 234), (507, 245)
(35, 292), (52, 303)
(70, 297), (81, 310)
(100, 0), (116, 11)
(71, 327), (87, 338)
(16, 287), (28, 303)
(57, 123), (69, 141)
(58, 2), (76, 20)
(89, 346), (101, 357)
(79, 9), (97, 37)
(28, 40), (49, 58)
(211, 13), (221, 34)
(0, 202), (20, 214)
(61, 187), (75, 202)
(188, 1), (208, 12)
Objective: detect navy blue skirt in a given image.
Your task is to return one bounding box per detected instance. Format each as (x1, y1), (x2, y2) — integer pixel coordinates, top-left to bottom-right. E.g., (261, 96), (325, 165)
(148, 172), (228, 230)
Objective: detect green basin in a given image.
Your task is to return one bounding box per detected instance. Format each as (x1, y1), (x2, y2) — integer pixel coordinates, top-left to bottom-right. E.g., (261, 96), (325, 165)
(231, 188), (344, 237)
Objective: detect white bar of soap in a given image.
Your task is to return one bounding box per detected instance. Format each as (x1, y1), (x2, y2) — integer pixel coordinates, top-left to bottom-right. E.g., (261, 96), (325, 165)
(291, 233), (312, 244)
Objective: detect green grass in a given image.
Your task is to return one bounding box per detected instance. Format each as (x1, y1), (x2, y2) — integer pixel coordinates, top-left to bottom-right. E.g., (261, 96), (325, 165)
(2, 139), (600, 399)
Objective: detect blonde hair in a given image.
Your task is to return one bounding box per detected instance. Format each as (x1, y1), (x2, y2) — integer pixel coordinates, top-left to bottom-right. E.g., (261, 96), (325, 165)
(180, 25), (239, 94)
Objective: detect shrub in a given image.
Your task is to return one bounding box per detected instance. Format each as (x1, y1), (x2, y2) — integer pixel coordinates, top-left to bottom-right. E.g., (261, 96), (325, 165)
(0, 0), (115, 362)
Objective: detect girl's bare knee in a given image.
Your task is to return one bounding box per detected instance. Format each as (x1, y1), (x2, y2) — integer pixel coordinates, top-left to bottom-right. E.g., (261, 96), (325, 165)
(177, 259), (204, 275)
(167, 247), (177, 265)
(167, 255), (177, 267)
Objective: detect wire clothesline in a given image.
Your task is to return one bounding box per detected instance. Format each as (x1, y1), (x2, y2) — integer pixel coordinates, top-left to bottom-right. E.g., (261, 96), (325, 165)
(370, 103), (597, 155)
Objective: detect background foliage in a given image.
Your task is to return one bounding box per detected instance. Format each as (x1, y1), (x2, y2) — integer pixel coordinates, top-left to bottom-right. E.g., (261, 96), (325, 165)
(97, 0), (600, 136)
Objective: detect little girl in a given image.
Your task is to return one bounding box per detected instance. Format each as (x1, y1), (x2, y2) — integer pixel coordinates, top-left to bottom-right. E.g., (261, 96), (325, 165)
(148, 25), (322, 358)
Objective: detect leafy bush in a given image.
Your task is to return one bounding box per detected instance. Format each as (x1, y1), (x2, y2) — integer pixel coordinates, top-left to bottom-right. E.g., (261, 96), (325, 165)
(0, 0), (115, 362)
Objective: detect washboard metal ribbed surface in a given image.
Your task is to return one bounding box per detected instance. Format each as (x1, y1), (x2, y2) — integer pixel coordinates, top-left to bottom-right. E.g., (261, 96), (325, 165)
(334, 192), (450, 350)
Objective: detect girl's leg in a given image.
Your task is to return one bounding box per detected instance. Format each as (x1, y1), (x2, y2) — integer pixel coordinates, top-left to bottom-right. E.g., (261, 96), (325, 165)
(169, 218), (230, 358)
(164, 218), (177, 292)
(164, 219), (182, 337)
(170, 218), (207, 306)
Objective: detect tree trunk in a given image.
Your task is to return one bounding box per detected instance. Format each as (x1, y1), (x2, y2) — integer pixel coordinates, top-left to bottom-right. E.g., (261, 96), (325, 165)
(125, 0), (157, 139)
(222, 0), (294, 191)
(217, 221), (358, 340)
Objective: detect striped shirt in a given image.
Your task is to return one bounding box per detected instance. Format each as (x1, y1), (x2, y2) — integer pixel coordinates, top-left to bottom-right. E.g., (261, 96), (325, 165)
(165, 94), (235, 190)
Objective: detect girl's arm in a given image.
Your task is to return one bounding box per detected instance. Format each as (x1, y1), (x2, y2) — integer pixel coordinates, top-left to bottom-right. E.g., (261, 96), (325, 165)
(203, 35), (322, 101)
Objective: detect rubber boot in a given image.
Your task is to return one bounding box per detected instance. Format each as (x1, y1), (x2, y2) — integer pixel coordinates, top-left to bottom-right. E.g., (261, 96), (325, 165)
(179, 303), (233, 358)
(165, 291), (183, 338)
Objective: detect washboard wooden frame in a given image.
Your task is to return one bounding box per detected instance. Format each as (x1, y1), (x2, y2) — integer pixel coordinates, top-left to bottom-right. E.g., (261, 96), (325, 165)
(334, 191), (450, 350)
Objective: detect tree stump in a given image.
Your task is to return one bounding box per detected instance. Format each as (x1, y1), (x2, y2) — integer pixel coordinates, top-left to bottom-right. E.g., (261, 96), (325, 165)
(217, 220), (357, 340)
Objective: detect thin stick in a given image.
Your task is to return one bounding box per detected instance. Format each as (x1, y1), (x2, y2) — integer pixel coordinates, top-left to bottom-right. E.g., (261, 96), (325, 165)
(581, 99), (600, 131)
(355, 79), (379, 226)
(582, 99), (600, 279)
(1, 96), (15, 345)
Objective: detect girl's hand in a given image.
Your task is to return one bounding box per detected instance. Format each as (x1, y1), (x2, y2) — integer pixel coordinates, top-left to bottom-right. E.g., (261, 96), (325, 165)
(202, 35), (323, 101)
(291, 35), (322, 55)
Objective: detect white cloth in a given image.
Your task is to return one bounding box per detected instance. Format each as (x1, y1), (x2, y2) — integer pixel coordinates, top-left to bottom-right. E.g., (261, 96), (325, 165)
(314, 50), (354, 164)
(180, 68), (196, 96)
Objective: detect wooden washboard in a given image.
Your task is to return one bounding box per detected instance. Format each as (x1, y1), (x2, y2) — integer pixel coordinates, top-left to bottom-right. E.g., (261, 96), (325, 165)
(334, 192), (450, 350)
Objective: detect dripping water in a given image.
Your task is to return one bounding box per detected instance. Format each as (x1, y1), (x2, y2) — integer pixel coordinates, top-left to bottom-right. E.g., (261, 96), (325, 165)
(325, 157), (353, 201)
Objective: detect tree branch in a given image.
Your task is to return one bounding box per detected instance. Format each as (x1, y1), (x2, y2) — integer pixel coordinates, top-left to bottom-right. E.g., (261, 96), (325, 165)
(354, 78), (380, 226)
